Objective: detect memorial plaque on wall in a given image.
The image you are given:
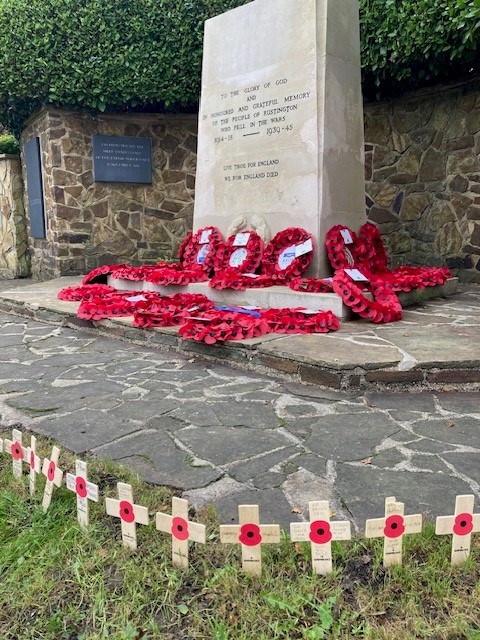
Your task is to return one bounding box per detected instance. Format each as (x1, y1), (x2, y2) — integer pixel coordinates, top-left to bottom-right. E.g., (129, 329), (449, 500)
(93, 135), (152, 184)
(24, 137), (46, 239)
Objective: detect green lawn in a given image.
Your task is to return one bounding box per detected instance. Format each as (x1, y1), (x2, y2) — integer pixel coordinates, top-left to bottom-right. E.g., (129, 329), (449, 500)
(0, 432), (479, 640)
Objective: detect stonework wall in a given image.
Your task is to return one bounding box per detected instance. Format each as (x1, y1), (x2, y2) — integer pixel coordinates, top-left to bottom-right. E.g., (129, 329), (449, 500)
(364, 81), (480, 283)
(0, 155), (30, 278)
(21, 109), (197, 280)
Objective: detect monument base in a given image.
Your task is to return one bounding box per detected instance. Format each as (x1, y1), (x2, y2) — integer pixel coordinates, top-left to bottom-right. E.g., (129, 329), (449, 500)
(109, 277), (350, 320)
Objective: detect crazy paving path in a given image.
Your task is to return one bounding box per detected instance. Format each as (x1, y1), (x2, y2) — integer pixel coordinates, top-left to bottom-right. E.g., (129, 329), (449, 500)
(0, 311), (478, 530)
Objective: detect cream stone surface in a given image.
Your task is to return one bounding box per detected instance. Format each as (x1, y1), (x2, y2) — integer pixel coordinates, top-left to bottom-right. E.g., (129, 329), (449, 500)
(194, 0), (365, 277)
(0, 156), (30, 278)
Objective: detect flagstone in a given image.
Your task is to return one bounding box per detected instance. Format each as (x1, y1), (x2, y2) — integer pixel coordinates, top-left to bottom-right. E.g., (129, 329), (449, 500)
(366, 391), (437, 413)
(227, 446), (298, 483)
(411, 416), (480, 445)
(436, 392), (480, 415)
(441, 452), (480, 485)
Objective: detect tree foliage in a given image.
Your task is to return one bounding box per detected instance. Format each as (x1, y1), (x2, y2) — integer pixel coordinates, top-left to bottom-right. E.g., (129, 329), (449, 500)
(0, 0), (479, 134)
(360, 0), (480, 99)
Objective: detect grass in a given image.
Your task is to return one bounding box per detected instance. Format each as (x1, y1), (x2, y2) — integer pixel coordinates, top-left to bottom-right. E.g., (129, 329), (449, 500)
(1, 432), (480, 639)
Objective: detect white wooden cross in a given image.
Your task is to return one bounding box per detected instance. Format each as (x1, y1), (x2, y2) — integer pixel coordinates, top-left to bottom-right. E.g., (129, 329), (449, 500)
(41, 446), (64, 512)
(105, 482), (149, 550)
(4, 429), (27, 478)
(156, 497), (206, 568)
(219, 505), (280, 576)
(27, 435), (41, 496)
(290, 501), (351, 574)
(436, 495), (480, 565)
(365, 496), (422, 567)
(66, 460), (99, 530)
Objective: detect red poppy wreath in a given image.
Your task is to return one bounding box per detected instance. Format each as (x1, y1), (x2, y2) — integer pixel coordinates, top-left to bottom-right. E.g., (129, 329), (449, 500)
(213, 230), (264, 274)
(332, 269), (402, 324)
(262, 227), (315, 283)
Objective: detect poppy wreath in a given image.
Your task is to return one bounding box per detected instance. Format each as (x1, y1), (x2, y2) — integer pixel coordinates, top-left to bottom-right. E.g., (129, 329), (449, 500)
(325, 225), (366, 271)
(82, 263), (130, 285)
(262, 227), (315, 283)
(145, 226), (223, 286)
(58, 284), (116, 301)
(77, 291), (161, 321)
(110, 264), (160, 282)
(332, 269), (403, 324)
(261, 308), (340, 334)
(145, 266), (209, 287)
(358, 222), (389, 273)
(179, 310), (270, 344)
(213, 230), (264, 275)
(133, 294), (215, 328)
(288, 277), (334, 294)
(209, 270), (276, 290)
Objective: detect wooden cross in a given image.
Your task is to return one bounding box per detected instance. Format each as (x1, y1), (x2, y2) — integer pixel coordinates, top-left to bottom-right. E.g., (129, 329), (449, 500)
(41, 446), (64, 512)
(66, 460), (99, 530)
(436, 495), (480, 565)
(219, 505), (280, 576)
(4, 429), (27, 478)
(0, 437), (3, 453)
(156, 497), (206, 568)
(290, 501), (351, 574)
(27, 435), (41, 496)
(365, 496), (422, 567)
(105, 482), (149, 550)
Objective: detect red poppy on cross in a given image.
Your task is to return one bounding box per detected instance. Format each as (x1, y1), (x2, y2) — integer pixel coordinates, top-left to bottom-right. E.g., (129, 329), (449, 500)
(365, 496), (422, 567)
(220, 505), (280, 576)
(41, 446), (64, 512)
(105, 482), (149, 550)
(290, 501), (351, 574)
(27, 435), (41, 496)
(4, 429), (27, 479)
(66, 460), (99, 530)
(436, 495), (480, 565)
(156, 497), (206, 568)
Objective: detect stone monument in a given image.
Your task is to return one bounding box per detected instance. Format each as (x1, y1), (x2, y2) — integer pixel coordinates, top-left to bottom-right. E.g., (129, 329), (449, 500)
(193, 0), (366, 277)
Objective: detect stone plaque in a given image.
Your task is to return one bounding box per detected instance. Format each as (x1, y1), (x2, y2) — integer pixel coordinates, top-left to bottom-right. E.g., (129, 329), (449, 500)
(193, 0), (366, 276)
(24, 137), (46, 239)
(93, 135), (152, 184)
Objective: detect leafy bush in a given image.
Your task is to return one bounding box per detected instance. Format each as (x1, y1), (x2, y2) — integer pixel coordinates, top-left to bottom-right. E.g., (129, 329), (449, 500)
(0, 0), (479, 133)
(360, 0), (480, 99)
(0, 0), (251, 134)
(0, 133), (19, 154)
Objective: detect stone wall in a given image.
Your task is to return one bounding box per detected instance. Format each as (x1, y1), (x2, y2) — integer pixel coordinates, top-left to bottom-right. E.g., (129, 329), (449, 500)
(21, 108), (197, 280)
(364, 80), (480, 283)
(0, 155), (30, 278)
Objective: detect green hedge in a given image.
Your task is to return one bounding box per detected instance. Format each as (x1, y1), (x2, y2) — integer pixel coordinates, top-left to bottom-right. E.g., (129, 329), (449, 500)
(360, 0), (480, 99)
(0, 0), (479, 134)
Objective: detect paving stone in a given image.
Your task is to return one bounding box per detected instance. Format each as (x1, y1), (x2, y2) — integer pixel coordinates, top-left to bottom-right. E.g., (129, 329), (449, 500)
(111, 400), (179, 422)
(366, 391), (437, 413)
(305, 413), (401, 462)
(441, 452), (480, 485)
(290, 453), (328, 476)
(175, 426), (291, 466)
(404, 438), (457, 454)
(387, 410), (428, 423)
(252, 471), (286, 489)
(411, 416), (480, 445)
(93, 430), (223, 490)
(212, 487), (297, 530)
(5, 381), (123, 413)
(370, 448), (406, 468)
(227, 446), (299, 482)
(436, 392), (480, 415)
(170, 400), (280, 428)
(35, 409), (140, 454)
(410, 454), (453, 474)
(335, 463), (472, 530)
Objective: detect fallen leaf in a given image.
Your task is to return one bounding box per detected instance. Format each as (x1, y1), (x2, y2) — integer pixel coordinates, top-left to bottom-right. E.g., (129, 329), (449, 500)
(294, 542), (304, 554)
(361, 457), (372, 465)
(446, 421), (455, 428)
(291, 507), (302, 514)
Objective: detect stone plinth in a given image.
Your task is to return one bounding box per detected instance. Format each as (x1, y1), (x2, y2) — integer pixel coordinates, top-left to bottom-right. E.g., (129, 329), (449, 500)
(193, 0), (366, 278)
(0, 155), (30, 278)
